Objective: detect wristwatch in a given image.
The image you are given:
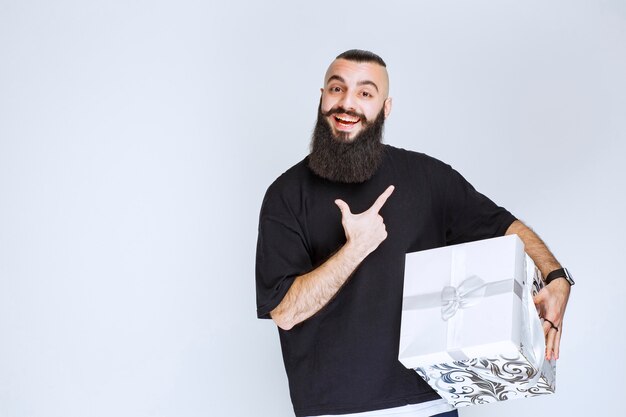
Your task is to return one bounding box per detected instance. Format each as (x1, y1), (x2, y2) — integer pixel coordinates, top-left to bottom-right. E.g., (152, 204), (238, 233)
(545, 268), (575, 286)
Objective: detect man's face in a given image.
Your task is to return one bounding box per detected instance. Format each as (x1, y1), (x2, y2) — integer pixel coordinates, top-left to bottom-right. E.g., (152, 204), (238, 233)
(320, 58), (392, 141)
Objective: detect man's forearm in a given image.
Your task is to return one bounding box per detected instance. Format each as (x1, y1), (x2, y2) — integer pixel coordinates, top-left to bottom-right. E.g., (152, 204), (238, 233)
(270, 242), (366, 331)
(505, 219), (560, 277)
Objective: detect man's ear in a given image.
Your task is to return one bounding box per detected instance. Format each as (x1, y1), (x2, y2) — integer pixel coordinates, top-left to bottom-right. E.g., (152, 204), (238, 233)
(320, 87), (324, 95)
(384, 97), (393, 119)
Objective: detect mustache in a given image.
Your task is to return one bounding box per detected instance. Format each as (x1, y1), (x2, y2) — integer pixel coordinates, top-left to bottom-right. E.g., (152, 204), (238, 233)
(322, 107), (368, 122)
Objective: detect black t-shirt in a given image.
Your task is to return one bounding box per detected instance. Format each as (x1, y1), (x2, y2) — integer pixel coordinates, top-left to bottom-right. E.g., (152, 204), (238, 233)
(256, 145), (516, 416)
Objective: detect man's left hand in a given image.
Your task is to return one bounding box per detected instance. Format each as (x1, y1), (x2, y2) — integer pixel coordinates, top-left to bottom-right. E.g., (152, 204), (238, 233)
(533, 279), (571, 360)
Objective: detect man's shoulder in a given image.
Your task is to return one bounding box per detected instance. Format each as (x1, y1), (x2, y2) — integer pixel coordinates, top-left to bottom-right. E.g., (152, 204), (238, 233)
(267, 156), (310, 188)
(383, 144), (452, 172)
(261, 156), (311, 205)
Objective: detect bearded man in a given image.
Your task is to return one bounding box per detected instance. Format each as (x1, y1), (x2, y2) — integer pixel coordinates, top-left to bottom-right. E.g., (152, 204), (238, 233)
(256, 50), (571, 417)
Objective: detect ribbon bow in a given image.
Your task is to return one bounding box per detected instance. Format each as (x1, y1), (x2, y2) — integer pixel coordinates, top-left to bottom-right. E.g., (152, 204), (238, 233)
(440, 275), (487, 321)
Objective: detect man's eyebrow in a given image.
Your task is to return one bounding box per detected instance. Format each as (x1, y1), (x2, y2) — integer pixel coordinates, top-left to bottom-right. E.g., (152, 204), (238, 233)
(327, 75), (345, 84)
(326, 75), (380, 93)
(357, 80), (379, 92)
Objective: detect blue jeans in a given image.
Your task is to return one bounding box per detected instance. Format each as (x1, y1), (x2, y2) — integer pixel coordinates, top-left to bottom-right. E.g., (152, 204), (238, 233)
(433, 411), (458, 417)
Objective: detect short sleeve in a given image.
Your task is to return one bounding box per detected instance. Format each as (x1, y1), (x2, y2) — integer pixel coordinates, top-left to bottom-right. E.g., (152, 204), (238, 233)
(255, 185), (313, 319)
(444, 167), (516, 245)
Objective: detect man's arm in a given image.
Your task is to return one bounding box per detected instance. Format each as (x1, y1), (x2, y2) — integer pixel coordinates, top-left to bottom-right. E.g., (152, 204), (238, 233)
(271, 185), (395, 331)
(505, 219), (571, 360)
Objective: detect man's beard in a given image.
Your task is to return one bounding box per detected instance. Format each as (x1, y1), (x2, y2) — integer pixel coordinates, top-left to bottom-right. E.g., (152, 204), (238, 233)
(307, 104), (386, 183)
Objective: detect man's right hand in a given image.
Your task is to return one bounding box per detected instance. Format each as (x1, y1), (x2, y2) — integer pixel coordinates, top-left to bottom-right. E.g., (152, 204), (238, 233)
(335, 185), (395, 259)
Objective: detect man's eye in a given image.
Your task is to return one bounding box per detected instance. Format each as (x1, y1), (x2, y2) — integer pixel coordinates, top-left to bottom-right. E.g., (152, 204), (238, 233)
(362, 91), (372, 97)
(332, 87), (342, 92)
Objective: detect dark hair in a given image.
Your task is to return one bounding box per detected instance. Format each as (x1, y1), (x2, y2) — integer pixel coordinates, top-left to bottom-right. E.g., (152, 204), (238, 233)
(336, 49), (386, 67)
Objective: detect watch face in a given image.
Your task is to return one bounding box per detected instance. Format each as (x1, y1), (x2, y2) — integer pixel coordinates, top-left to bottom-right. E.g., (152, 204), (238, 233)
(564, 268), (575, 285)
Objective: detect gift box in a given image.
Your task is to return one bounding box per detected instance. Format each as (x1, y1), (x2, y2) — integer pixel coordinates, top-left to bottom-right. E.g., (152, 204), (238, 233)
(399, 235), (556, 407)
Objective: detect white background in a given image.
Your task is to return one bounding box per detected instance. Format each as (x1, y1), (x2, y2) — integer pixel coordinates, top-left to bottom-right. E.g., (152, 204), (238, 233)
(1, 1), (625, 416)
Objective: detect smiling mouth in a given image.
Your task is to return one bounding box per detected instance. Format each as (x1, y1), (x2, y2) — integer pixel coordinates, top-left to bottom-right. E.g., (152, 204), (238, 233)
(333, 114), (361, 129)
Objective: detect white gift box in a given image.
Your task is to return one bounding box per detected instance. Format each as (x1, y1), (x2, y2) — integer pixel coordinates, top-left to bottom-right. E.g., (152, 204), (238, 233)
(399, 235), (556, 407)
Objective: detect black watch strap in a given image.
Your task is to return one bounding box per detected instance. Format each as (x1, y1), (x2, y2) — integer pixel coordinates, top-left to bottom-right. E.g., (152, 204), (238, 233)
(545, 267), (575, 286)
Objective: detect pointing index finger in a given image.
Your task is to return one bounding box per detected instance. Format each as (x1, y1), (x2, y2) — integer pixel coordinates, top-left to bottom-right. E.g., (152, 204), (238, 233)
(369, 185), (395, 213)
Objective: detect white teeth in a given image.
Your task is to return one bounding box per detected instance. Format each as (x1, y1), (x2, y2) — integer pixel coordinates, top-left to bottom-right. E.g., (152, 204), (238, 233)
(336, 115), (359, 123)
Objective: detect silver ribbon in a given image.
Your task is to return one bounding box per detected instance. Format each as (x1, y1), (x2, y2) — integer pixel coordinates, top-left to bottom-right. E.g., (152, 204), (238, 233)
(441, 275), (516, 321)
(403, 276), (518, 319)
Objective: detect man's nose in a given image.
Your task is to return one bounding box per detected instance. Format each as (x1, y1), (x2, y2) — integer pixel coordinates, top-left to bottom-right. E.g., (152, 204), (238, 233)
(337, 92), (356, 111)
